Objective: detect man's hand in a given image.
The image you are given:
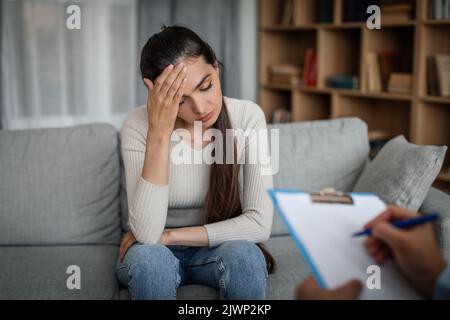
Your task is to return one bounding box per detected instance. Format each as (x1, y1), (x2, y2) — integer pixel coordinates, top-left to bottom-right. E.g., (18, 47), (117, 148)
(297, 276), (363, 300)
(364, 206), (447, 297)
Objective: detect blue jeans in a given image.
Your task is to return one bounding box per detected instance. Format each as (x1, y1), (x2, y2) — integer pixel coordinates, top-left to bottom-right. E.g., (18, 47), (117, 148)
(115, 240), (268, 300)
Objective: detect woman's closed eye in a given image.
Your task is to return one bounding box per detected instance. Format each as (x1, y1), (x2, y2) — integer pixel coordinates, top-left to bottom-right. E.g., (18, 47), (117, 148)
(200, 81), (213, 91)
(179, 81), (213, 106)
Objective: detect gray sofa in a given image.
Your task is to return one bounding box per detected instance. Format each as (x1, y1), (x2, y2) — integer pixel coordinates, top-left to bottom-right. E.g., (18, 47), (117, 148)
(1, 117), (449, 300)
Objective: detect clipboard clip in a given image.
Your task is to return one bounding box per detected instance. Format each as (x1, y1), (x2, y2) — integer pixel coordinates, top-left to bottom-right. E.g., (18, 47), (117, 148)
(310, 187), (354, 205)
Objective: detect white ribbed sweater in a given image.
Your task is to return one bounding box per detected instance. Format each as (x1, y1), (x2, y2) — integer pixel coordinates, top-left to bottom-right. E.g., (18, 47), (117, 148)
(120, 96), (274, 247)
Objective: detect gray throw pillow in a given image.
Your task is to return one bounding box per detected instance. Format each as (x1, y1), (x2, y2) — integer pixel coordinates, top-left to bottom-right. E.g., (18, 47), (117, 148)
(353, 135), (447, 210)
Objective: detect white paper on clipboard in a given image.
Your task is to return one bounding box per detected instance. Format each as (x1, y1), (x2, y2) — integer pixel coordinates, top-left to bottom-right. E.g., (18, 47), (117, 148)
(269, 189), (423, 300)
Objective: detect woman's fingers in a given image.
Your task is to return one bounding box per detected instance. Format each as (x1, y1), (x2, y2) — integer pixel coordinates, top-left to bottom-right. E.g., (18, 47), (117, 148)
(168, 66), (187, 101)
(118, 232), (135, 261)
(119, 237), (135, 262)
(364, 237), (391, 263)
(172, 75), (187, 105)
(143, 78), (154, 92)
(158, 63), (186, 98)
(153, 64), (174, 94)
(364, 206), (418, 229)
(118, 235), (129, 260)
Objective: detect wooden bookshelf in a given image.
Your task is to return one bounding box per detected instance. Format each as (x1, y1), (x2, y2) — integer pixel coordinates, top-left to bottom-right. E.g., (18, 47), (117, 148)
(258, 0), (450, 194)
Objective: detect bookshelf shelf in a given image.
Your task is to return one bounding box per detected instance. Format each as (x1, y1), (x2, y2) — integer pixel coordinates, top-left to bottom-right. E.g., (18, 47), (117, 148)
(261, 25), (318, 32)
(423, 20), (450, 26)
(337, 89), (414, 101)
(318, 28), (361, 88)
(331, 94), (411, 138)
(297, 85), (332, 94)
(258, 0), (450, 194)
(321, 22), (363, 29)
(260, 82), (294, 91)
(421, 96), (450, 104)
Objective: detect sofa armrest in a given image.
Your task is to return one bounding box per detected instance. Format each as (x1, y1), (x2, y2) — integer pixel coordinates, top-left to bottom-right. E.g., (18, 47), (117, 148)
(420, 187), (450, 262)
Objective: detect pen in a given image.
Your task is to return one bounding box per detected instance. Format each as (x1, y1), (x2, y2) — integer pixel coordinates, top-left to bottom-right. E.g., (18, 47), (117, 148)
(352, 212), (439, 237)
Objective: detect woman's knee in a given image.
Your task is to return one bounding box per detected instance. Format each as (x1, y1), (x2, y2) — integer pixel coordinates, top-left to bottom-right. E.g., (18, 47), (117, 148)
(216, 240), (268, 299)
(220, 241), (267, 273)
(121, 243), (180, 283)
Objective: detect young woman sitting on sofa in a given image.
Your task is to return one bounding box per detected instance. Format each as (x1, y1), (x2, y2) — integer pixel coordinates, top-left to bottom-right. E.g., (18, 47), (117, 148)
(115, 25), (275, 300)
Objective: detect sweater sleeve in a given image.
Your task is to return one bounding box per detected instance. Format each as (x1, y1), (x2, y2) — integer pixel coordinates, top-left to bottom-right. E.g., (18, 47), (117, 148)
(121, 117), (169, 245)
(204, 102), (274, 247)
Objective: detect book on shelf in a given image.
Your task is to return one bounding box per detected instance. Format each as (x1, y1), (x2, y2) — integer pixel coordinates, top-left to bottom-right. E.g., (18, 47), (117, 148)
(388, 73), (412, 94)
(268, 64), (303, 86)
(302, 49), (317, 87)
(271, 108), (292, 124)
(427, 56), (440, 96)
(366, 51), (411, 93)
(427, 55), (450, 97)
(436, 55), (450, 97)
(366, 52), (383, 92)
(381, 2), (414, 22)
(279, 0), (294, 26)
(326, 75), (359, 90)
(378, 51), (403, 91)
(429, 0), (450, 20)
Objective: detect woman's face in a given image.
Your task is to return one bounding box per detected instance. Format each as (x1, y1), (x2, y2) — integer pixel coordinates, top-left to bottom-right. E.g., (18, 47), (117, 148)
(175, 56), (223, 130)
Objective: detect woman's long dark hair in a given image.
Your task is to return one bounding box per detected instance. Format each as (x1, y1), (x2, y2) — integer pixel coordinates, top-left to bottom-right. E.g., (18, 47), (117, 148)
(140, 25), (275, 274)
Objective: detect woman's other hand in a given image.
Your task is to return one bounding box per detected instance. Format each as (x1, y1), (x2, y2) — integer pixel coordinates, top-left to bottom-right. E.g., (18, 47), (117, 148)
(118, 230), (137, 262)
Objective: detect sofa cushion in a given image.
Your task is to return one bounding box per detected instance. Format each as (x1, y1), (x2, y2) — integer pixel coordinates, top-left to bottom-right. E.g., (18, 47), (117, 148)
(0, 123), (121, 245)
(119, 235), (310, 300)
(354, 135), (447, 211)
(420, 187), (450, 261)
(268, 117), (369, 236)
(0, 245), (120, 299)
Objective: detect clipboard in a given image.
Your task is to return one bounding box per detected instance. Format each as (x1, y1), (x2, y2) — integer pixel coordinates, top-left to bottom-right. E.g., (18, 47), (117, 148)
(309, 187), (354, 205)
(268, 187), (423, 300)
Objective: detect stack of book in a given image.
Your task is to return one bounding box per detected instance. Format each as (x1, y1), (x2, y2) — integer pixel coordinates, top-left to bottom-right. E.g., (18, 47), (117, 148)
(381, 2), (414, 23)
(429, 0), (450, 20)
(326, 75), (359, 90)
(366, 51), (411, 93)
(427, 55), (450, 97)
(388, 73), (412, 94)
(268, 64), (303, 86)
(271, 108), (292, 124)
(302, 49), (317, 87)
